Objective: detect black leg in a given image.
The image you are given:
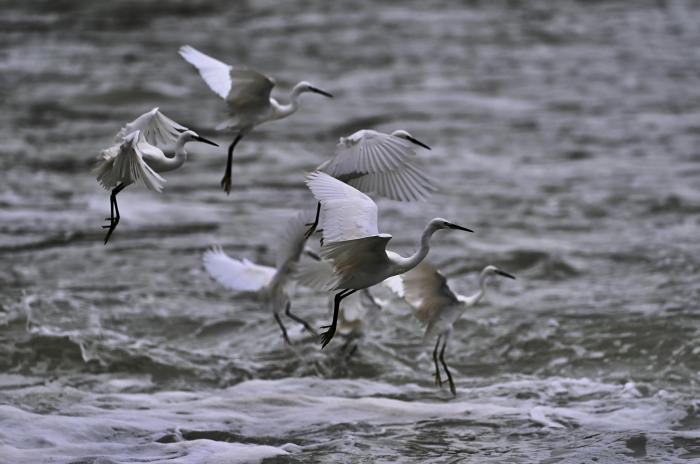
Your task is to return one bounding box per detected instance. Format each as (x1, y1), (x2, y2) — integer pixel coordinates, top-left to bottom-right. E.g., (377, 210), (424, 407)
(439, 336), (456, 396)
(285, 301), (317, 335)
(103, 183), (126, 245)
(433, 335), (442, 387)
(221, 134), (242, 195)
(274, 312), (292, 345)
(304, 201), (321, 239)
(320, 288), (357, 349)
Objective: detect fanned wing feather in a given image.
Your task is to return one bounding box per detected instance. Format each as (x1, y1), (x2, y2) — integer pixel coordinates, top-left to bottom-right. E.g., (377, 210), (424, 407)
(202, 246), (276, 292)
(115, 107), (187, 146)
(320, 235), (392, 289)
(398, 261), (460, 323)
(294, 257), (337, 290)
(274, 210), (314, 271)
(93, 131), (166, 192)
(305, 171), (379, 243)
(318, 130), (437, 202)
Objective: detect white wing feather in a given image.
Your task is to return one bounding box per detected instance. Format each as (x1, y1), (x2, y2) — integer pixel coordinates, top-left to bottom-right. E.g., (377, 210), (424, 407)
(305, 171), (379, 243)
(115, 107), (187, 146)
(398, 260), (460, 323)
(93, 131), (166, 192)
(179, 45), (233, 100)
(202, 246), (276, 292)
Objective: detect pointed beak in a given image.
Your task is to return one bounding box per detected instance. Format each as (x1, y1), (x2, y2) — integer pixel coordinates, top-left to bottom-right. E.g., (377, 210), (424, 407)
(446, 222), (474, 233)
(308, 86), (334, 98)
(304, 249), (321, 261)
(406, 135), (431, 150)
(194, 135), (219, 147)
(495, 269), (516, 280)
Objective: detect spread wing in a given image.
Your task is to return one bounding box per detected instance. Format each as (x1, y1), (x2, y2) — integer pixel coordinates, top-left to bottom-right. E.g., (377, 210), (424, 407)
(305, 171), (379, 244)
(274, 209), (314, 271)
(93, 131), (166, 192)
(202, 246), (276, 292)
(115, 107), (187, 146)
(317, 130), (437, 202)
(179, 45), (274, 110)
(294, 256), (336, 290)
(398, 260), (459, 323)
(320, 235), (392, 289)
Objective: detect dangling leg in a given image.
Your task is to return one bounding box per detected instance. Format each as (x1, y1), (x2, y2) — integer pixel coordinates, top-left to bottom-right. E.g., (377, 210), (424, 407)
(274, 312), (292, 345)
(221, 134), (243, 195)
(439, 332), (456, 396)
(103, 183), (126, 245)
(320, 288), (357, 349)
(304, 202), (321, 239)
(285, 301), (317, 335)
(433, 335), (442, 387)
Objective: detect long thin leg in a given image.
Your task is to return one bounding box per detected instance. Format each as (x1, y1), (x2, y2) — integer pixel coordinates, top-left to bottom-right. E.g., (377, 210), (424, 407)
(304, 201), (321, 239)
(439, 335), (456, 396)
(320, 288), (357, 349)
(221, 134), (243, 195)
(103, 183), (126, 245)
(285, 301), (317, 335)
(274, 312), (291, 345)
(433, 335), (442, 387)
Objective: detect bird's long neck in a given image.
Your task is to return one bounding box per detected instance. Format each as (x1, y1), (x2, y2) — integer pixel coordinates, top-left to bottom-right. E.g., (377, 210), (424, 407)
(156, 138), (188, 173)
(273, 84), (303, 119)
(393, 223), (437, 274)
(458, 269), (489, 306)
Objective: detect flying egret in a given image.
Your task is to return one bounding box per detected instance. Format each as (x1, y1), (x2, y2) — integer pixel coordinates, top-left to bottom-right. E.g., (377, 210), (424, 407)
(387, 263), (515, 396)
(178, 45), (333, 194)
(304, 171), (474, 348)
(94, 109), (218, 244)
(305, 128), (438, 238)
(202, 211), (317, 344)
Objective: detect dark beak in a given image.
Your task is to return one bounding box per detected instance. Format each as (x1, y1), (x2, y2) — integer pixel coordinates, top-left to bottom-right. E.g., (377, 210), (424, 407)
(446, 222), (474, 233)
(194, 135), (219, 147)
(406, 136), (431, 151)
(308, 86), (334, 98)
(495, 269), (516, 280)
(304, 249), (321, 261)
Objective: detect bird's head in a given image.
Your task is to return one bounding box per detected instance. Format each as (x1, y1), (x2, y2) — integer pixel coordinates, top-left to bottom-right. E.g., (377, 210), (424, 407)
(179, 130), (219, 147)
(483, 265), (516, 280)
(297, 81), (334, 98)
(429, 217), (474, 233)
(390, 130), (431, 150)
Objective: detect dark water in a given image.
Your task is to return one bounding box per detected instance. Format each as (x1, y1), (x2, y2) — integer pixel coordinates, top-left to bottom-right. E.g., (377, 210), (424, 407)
(2, 1), (700, 462)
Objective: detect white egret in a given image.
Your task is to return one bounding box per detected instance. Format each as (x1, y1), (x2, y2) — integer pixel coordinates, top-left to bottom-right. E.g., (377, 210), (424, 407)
(304, 171), (474, 348)
(94, 108), (218, 244)
(305, 128), (438, 237)
(178, 45), (333, 194)
(387, 263), (515, 396)
(202, 211), (317, 344)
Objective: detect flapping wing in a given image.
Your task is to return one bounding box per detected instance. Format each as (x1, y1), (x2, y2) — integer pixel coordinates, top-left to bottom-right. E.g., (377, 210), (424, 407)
(305, 171), (379, 243)
(294, 257), (336, 290)
(399, 260), (459, 323)
(320, 235), (392, 289)
(93, 131), (166, 192)
(115, 107), (187, 146)
(202, 246), (276, 292)
(179, 45), (234, 100)
(274, 209), (314, 271)
(318, 130), (437, 202)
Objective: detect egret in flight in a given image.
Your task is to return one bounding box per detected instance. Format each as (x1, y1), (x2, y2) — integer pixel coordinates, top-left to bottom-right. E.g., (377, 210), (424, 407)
(304, 171), (474, 348)
(179, 45), (333, 194)
(202, 211), (317, 344)
(94, 108), (218, 244)
(387, 263), (515, 396)
(305, 128), (437, 237)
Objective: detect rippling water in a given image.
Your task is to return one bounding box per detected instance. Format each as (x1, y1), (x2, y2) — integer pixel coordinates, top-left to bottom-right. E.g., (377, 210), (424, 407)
(2, 1), (700, 462)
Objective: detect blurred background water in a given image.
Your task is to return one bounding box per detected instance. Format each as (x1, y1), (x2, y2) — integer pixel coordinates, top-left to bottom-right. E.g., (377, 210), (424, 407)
(2, 0), (700, 462)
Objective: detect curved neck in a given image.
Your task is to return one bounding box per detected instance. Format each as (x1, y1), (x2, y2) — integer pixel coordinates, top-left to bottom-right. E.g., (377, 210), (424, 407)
(156, 139), (187, 172)
(273, 84), (303, 119)
(393, 223), (437, 274)
(459, 269), (489, 306)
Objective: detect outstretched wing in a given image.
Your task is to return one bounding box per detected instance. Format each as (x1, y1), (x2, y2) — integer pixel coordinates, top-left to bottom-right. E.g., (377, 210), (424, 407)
(202, 246), (276, 292)
(275, 209), (314, 272)
(305, 171), (379, 244)
(93, 131), (166, 192)
(179, 45), (275, 110)
(115, 107), (187, 146)
(320, 235), (392, 289)
(317, 130), (437, 202)
(398, 260), (459, 323)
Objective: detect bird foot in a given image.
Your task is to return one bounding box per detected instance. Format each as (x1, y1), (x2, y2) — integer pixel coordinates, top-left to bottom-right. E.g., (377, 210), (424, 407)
(319, 325), (336, 349)
(220, 174), (232, 195)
